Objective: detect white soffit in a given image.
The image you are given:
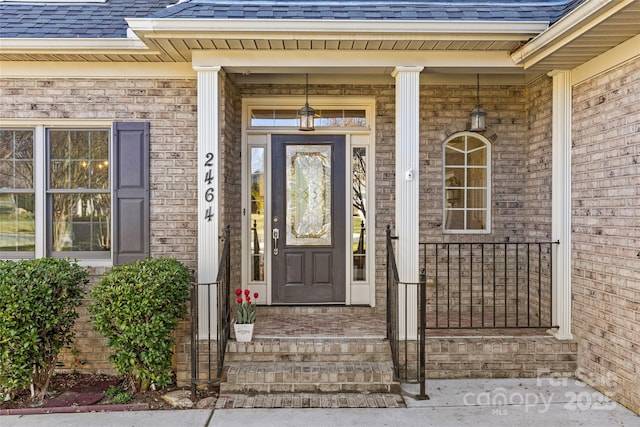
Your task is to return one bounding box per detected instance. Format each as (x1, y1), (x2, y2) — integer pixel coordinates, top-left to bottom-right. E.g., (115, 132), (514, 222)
(511, 0), (640, 70)
(126, 18), (548, 62)
(0, 38), (165, 62)
(0, 38), (154, 54)
(1, 18), (550, 65)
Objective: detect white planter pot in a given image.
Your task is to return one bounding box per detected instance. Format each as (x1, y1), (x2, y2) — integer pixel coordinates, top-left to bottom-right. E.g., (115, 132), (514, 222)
(233, 323), (254, 342)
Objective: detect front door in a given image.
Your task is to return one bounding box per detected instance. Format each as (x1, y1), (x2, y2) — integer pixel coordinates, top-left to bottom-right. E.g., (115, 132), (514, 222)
(271, 135), (346, 304)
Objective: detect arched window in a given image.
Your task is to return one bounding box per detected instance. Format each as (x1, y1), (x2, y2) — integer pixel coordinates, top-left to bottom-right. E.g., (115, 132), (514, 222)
(443, 132), (491, 233)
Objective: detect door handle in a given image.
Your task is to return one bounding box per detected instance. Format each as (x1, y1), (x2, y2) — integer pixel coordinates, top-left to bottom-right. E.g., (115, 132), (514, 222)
(272, 228), (280, 255)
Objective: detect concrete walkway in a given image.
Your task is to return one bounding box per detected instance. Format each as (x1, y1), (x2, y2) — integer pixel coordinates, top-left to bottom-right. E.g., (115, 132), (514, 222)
(2, 378), (638, 427)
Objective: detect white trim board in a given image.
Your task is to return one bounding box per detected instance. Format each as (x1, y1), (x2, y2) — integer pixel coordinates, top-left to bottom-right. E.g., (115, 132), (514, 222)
(0, 62), (196, 78)
(571, 34), (640, 86)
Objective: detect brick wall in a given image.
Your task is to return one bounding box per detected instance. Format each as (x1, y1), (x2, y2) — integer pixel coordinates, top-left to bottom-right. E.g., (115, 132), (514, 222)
(420, 84), (530, 242)
(0, 77), (199, 376)
(220, 74), (242, 289)
(526, 75), (553, 241)
(1, 75), (561, 386)
(418, 82), (550, 328)
(402, 336), (577, 379)
(571, 58), (640, 414)
(525, 75), (554, 325)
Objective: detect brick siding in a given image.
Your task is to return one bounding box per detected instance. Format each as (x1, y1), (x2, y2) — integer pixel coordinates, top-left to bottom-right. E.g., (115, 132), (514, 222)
(0, 77), (199, 375)
(572, 58), (640, 414)
(1, 76), (564, 387)
(420, 84), (532, 242)
(401, 336), (577, 379)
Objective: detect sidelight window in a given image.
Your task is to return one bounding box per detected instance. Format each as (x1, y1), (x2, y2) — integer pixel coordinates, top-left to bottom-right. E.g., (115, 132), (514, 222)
(352, 147), (367, 281)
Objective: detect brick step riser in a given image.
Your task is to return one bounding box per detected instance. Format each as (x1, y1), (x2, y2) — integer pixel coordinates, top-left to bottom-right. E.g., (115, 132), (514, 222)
(226, 353), (391, 363)
(220, 383), (400, 394)
(223, 367), (395, 385)
(221, 360), (398, 394)
(222, 339), (399, 397)
(215, 393), (405, 409)
(227, 340), (391, 356)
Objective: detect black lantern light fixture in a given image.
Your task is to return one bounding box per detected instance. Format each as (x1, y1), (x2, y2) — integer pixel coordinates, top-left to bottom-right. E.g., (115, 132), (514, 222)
(298, 73), (315, 131)
(469, 73), (487, 132)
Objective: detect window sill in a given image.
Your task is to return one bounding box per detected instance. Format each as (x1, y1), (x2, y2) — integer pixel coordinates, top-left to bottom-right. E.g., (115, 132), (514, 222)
(76, 259), (113, 268)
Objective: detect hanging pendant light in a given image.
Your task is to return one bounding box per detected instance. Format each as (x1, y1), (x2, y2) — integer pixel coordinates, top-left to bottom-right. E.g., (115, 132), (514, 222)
(298, 73), (316, 131)
(469, 74), (486, 132)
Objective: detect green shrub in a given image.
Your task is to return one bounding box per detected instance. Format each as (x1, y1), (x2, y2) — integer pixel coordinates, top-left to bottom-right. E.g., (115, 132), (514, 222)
(89, 258), (190, 392)
(104, 385), (132, 404)
(0, 258), (87, 400)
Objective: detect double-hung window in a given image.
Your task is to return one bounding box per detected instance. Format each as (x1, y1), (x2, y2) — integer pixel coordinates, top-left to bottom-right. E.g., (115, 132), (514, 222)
(48, 129), (111, 258)
(0, 129), (35, 257)
(0, 122), (149, 264)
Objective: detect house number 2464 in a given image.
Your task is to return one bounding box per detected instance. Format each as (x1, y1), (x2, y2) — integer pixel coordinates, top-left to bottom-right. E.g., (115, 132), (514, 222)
(203, 152), (215, 222)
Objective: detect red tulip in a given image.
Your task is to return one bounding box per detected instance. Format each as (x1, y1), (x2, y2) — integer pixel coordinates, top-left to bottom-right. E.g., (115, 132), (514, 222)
(244, 289), (250, 296)
(246, 295), (251, 302)
(235, 288), (242, 296)
(254, 292), (259, 299)
(237, 298), (243, 304)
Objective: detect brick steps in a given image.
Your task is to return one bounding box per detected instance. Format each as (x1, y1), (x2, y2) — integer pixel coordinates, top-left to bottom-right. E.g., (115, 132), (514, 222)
(216, 392), (405, 409)
(226, 338), (392, 362)
(219, 337), (401, 403)
(221, 360), (398, 394)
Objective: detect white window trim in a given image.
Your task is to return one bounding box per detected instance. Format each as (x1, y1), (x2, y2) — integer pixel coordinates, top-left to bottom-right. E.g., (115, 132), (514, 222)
(0, 121), (113, 266)
(442, 131), (492, 234)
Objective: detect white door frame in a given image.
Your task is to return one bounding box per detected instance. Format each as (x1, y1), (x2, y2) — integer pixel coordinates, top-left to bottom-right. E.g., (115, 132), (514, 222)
(240, 96), (376, 306)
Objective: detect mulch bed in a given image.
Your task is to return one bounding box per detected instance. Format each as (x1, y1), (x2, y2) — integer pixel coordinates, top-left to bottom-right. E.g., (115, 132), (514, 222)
(1, 373), (217, 414)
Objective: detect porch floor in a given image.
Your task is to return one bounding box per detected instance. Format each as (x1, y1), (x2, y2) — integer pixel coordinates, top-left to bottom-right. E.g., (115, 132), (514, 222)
(251, 310), (387, 339)
(248, 308), (552, 339)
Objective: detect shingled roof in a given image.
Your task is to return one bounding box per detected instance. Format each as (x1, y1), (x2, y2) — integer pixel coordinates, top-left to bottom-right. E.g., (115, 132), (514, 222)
(151, 0), (586, 22)
(1, 0), (586, 39)
(0, 0), (175, 38)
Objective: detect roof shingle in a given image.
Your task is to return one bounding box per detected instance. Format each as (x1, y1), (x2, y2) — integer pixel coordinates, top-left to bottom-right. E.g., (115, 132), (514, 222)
(0, 0), (587, 39)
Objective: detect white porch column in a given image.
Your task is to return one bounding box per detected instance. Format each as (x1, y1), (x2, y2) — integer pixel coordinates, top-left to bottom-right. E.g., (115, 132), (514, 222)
(392, 66), (423, 339)
(194, 65), (222, 333)
(549, 70), (573, 340)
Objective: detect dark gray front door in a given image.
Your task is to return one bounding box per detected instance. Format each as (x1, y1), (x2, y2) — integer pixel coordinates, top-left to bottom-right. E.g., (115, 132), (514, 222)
(271, 135), (346, 304)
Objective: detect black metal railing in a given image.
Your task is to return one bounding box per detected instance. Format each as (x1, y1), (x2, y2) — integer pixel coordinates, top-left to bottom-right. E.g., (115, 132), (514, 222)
(387, 226), (560, 398)
(190, 225), (231, 396)
(386, 226), (399, 378)
(420, 241), (559, 329)
(386, 226), (428, 400)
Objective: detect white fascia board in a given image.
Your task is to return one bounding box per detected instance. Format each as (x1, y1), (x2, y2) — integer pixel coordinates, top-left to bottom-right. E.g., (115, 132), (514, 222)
(192, 49), (519, 70)
(510, 0), (636, 69)
(0, 61), (195, 78)
(0, 38), (156, 54)
(127, 18), (548, 41)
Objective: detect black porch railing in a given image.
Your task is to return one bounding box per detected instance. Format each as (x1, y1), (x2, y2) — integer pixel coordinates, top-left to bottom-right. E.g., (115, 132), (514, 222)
(190, 225), (231, 396)
(421, 241), (559, 329)
(387, 226), (559, 398)
(386, 226), (428, 400)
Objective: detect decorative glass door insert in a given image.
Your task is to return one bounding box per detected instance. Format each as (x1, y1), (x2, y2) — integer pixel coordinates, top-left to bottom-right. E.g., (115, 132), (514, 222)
(285, 145), (332, 246)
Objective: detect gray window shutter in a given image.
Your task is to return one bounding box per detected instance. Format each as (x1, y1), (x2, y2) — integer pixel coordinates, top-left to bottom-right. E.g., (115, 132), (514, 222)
(112, 122), (150, 265)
